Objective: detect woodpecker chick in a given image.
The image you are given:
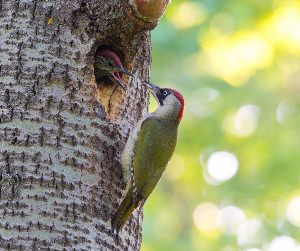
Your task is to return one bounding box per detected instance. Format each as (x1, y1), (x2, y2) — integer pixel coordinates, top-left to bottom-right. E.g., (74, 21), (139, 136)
(94, 49), (134, 91)
(111, 81), (184, 237)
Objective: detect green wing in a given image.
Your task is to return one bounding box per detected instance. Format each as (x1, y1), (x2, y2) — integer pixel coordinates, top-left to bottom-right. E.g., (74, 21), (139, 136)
(133, 117), (178, 198)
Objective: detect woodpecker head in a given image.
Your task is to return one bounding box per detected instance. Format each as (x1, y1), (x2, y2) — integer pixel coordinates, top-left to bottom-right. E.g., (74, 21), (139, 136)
(145, 81), (184, 121)
(95, 49), (134, 91)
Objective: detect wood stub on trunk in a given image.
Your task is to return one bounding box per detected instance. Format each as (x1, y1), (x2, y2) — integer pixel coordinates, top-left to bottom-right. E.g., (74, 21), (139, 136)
(0, 0), (163, 250)
(129, 0), (170, 22)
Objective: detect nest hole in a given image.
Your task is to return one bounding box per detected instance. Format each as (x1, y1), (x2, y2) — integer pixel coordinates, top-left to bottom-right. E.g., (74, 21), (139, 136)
(93, 42), (132, 120)
(94, 44), (126, 86)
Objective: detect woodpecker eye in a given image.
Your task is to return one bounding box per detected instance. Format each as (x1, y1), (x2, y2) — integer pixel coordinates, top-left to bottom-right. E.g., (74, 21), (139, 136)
(158, 89), (170, 105)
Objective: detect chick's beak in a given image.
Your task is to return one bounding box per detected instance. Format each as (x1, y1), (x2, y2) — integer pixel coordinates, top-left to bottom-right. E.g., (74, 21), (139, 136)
(144, 81), (161, 97)
(119, 67), (134, 78)
(112, 72), (126, 91)
(110, 66), (134, 91)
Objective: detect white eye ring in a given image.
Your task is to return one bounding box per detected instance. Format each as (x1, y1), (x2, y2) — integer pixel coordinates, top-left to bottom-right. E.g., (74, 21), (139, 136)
(163, 90), (168, 96)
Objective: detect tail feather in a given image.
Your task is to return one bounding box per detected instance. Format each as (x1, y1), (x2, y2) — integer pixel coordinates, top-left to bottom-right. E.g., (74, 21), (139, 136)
(111, 186), (136, 236)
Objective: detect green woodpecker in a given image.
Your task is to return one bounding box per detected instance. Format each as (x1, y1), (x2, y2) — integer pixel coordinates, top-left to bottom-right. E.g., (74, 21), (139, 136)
(112, 81), (184, 236)
(94, 49), (134, 90)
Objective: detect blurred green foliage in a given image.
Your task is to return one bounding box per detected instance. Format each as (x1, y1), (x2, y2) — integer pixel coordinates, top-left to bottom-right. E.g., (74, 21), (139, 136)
(142, 1), (300, 251)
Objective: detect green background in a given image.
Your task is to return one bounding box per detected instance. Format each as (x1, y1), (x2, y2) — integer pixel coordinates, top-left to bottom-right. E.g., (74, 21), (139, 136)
(142, 1), (300, 251)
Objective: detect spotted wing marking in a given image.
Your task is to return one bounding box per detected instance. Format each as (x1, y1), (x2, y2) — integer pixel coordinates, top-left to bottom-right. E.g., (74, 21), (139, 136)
(130, 160), (139, 207)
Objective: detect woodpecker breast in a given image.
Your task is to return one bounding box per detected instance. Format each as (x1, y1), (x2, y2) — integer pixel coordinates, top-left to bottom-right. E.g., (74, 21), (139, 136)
(121, 114), (179, 187)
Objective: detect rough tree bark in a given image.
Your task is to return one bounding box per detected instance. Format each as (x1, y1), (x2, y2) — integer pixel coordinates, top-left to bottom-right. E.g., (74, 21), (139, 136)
(0, 0), (169, 250)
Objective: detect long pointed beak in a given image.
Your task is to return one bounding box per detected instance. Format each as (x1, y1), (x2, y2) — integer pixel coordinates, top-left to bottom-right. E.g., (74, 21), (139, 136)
(114, 78), (126, 91)
(111, 72), (126, 91)
(119, 67), (134, 78)
(144, 81), (161, 96)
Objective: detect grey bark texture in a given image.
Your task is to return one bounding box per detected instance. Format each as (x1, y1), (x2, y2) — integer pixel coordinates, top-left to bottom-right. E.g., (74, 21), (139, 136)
(0, 0), (162, 250)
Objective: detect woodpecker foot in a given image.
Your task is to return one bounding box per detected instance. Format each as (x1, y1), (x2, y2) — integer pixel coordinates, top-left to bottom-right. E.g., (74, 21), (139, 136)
(112, 225), (120, 243)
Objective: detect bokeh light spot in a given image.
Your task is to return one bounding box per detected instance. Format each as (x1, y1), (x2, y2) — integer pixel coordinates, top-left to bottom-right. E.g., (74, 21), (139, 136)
(193, 202), (219, 236)
(234, 105), (260, 137)
(223, 105), (260, 138)
(217, 206), (246, 235)
(268, 236), (299, 251)
(265, 2), (300, 55)
(237, 219), (263, 246)
(205, 151), (239, 185)
(201, 32), (273, 86)
(286, 196), (300, 227)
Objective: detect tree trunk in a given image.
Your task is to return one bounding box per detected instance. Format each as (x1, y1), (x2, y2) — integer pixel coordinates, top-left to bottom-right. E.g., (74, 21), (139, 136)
(0, 1), (167, 250)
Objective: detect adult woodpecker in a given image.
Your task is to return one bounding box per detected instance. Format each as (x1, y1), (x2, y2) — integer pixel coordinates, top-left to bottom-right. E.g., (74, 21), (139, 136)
(94, 49), (134, 90)
(111, 81), (184, 236)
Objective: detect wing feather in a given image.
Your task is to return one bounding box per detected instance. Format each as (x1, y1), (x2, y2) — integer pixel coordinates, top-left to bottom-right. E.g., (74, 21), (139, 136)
(132, 117), (178, 197)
